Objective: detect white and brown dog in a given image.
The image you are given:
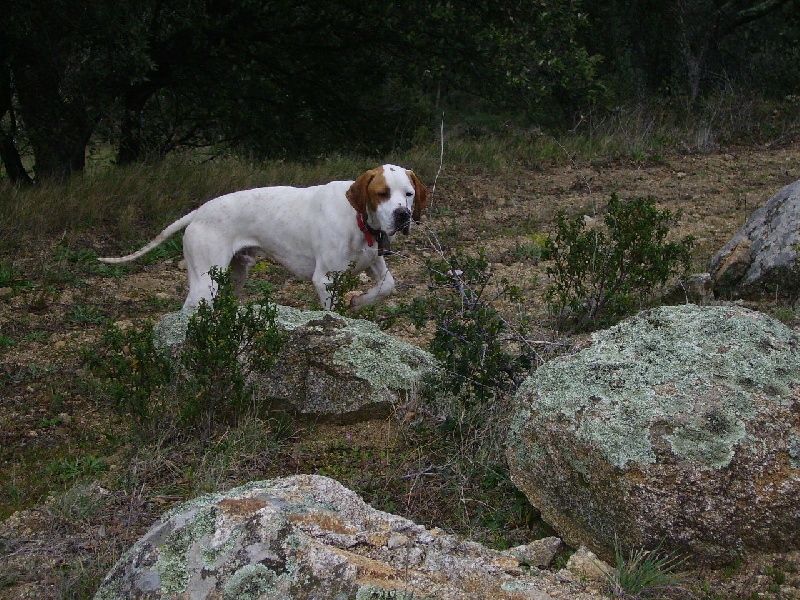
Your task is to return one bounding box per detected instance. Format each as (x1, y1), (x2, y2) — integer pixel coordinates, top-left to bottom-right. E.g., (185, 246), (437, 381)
(99, 165), (428, 309)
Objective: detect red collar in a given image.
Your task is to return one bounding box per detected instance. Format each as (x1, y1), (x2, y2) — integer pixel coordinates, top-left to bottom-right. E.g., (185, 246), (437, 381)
(356, 212), (374, 247)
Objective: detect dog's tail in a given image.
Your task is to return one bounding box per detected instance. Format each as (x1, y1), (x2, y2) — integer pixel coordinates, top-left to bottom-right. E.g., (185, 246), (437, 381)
(98, 211), (196, 264)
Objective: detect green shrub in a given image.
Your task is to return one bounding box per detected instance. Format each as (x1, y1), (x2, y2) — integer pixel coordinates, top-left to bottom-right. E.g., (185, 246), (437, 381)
(394, 249), (536, 405)
(544, 194), (694, 333)
(180, 267), (285, 437)
(325, 261), (362, 314)
(84, 320), (174, 434)
(86, 268), (285, 440)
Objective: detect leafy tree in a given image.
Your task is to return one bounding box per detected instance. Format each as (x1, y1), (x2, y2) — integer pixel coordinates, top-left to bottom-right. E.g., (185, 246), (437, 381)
(1, 0), (599, 181)
(583, 0), (798, 102)
(1, 0), (155, 180)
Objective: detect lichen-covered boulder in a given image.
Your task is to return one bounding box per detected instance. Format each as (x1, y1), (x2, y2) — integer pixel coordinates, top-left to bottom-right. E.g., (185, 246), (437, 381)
(94, 474), (603, 600)
(154, 305), (439, 423)
(710, 180), (800, 299)
(507, 304), (800, 566)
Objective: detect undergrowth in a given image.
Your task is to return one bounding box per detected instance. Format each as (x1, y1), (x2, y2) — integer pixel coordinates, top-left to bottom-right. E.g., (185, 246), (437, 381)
(84, 268), (285, 441)
(394, 249), (538, 404)
(544, 194), (695, 333)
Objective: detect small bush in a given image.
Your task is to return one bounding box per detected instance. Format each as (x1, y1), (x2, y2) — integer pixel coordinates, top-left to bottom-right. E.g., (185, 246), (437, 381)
(86, 268), (285, 440)
(395, 249), (536, 405)
(544, 194), (694, 333)
(84, 320), (174, 434)
(181, 267), (285, 437)
(325, 261), (362, 313)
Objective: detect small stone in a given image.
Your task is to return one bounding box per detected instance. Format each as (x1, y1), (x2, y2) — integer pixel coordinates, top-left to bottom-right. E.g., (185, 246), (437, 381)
(387, 532), (409, 549)
(507, 537), (565, 568)
(565, 547), (611, 581)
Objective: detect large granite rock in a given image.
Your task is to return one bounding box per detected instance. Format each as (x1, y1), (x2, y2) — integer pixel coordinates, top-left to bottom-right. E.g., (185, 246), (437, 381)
(710, 180), (800, 299)
(94, 474), (603, 600)
(507, 304), (800, 567)
(154, 305), (439, 423)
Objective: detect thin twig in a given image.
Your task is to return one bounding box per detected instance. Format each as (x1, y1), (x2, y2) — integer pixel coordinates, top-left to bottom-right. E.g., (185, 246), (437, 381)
(428, 111), (446, 209)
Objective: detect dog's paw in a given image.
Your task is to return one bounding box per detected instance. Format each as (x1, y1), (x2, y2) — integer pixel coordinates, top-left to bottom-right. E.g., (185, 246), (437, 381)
(345, 291), (363, 307)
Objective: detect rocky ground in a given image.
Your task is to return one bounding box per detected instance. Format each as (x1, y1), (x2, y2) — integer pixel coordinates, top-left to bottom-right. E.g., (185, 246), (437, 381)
(2, 144), (800, 598)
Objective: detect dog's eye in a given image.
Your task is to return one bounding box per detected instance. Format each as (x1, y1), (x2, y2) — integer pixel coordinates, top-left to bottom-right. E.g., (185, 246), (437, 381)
(405, 191), (414, 197)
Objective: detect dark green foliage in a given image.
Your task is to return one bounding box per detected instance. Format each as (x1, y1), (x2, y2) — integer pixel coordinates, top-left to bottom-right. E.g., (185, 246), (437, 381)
(544, 194), (694, 333)
(325, 261), (362, 314)
(84, 320), (173, 434)
(1, 0), (598, 181)
(181, 267), (285, 437)
(3, 0), (799, 182)
(85, 268), (285, 440)
(399, 249), (535, 405)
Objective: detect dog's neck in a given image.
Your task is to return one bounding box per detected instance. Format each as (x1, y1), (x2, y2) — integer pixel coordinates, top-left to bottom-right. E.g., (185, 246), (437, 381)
(356, 212), (392, 256)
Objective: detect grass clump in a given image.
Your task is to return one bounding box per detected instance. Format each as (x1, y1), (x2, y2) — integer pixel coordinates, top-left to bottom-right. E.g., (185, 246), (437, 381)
(544, 194), (694, 333)
(607, 540), (688, 599)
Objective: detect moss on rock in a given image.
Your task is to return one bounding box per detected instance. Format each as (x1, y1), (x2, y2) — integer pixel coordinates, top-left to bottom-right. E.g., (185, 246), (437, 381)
(507, 304), (800, 566)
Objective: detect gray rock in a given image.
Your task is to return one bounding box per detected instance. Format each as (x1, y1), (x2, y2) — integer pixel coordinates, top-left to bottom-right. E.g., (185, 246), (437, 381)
(154, 305), (440, 423)
(94, 474), (604, 600)
(507, 304), (800, 567)
(660, 272), (714, 305)
(506, 536), (565, 568)
(563, 547), (611, 582)
(710, 180), (800, 299)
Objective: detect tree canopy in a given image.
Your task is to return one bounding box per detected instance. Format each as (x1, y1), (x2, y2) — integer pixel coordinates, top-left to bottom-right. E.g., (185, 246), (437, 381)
(1, 0), (798, 182)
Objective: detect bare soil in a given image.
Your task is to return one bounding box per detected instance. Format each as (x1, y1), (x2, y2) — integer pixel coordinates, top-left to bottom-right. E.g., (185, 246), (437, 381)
(2, 144), (800, 598)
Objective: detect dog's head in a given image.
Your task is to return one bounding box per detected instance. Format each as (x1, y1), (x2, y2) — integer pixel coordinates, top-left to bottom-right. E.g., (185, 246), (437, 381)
(346, 165), (429, 238)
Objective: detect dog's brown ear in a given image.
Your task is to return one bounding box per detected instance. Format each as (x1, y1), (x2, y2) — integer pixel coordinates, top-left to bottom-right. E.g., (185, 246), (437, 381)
(346, 169), (376, 214)
(408, 170), (429, 223)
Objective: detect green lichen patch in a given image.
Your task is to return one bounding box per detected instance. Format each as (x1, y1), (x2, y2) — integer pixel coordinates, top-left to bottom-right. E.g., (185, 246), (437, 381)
(155, 506), (219, 593)
(332, 326), (437, 393)
(511, 305), (800, 469)
(276, 305), (438, 389)
(223, 564), (284, 600)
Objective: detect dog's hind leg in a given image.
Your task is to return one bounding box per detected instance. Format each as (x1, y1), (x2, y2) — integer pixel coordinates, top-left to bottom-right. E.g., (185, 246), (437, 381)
(181, 227), (236, 308)
(230, 248), (258, 298)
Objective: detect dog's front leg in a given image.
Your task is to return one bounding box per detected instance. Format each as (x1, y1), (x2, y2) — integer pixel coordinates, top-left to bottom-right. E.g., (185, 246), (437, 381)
(312, 269), (336, 310)
(350, 260), (395, 308)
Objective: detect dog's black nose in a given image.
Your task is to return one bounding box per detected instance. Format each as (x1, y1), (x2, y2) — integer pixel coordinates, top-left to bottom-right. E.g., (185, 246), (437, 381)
(394, 207), (412, 235)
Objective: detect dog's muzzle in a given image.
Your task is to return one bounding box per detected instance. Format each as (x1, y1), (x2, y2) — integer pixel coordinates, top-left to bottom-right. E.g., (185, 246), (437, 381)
(394, 207), (412, 236)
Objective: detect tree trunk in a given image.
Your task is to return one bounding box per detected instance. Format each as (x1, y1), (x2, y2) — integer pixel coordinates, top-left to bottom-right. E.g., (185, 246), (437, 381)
(0, 66), (32, 185)
(12, 62), (93, 182)
(0, 130), (32, 186)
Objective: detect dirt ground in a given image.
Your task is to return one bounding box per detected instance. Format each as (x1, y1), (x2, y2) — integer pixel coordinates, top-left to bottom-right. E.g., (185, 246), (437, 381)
(2, 144), (800, 598)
